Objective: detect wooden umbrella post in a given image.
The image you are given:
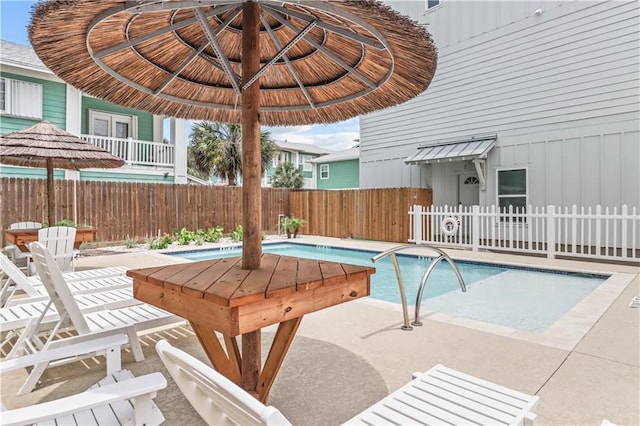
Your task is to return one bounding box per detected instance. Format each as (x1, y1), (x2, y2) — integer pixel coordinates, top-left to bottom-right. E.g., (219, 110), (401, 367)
(241, 0), (263, 397)
(47, 157), (55, 225)
(241, 1), (262, 271)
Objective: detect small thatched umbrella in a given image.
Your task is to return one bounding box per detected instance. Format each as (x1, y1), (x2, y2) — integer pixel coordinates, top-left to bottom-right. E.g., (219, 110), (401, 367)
(29, 0), (438, 271)
(0, 120), (125, 225)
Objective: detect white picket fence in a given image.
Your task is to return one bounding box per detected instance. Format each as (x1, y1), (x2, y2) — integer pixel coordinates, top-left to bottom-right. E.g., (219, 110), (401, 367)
(409, 204), (640, 263)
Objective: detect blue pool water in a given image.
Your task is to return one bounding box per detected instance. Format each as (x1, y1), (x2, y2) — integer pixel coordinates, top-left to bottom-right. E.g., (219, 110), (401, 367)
(170, 243), (607, 333)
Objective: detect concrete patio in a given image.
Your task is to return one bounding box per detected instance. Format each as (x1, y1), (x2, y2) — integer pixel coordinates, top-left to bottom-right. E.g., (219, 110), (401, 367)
(2, 237), (638, 425)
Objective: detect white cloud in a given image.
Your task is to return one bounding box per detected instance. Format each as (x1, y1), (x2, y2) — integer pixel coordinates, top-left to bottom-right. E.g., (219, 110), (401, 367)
(264, 118), (360, 151)
(183, 118), (360, 152)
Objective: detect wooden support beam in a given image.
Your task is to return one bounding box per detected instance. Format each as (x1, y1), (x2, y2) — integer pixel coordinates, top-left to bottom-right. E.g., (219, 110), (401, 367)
(241, 0), (262, 270)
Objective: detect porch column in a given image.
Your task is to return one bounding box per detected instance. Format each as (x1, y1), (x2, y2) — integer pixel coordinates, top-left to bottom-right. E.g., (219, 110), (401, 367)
(171, 118), (188, 184)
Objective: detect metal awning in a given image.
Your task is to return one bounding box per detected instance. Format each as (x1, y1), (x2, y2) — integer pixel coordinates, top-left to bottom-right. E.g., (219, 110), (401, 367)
(404, 136), (496, 165)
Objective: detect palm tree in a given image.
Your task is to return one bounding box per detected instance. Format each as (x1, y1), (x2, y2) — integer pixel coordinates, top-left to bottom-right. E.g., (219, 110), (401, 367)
(270, 161), (305, 189)
(190, 122), (277, 186)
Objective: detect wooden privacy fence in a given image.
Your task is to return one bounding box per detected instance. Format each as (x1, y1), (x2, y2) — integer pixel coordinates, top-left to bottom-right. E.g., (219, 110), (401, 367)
(0, 178), (289, 244)
(290, 188), (432, 243)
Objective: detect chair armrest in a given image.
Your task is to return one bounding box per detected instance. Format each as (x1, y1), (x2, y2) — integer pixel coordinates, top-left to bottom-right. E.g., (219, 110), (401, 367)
(0, 333), (128, 374)
(1, 372), (167, 426)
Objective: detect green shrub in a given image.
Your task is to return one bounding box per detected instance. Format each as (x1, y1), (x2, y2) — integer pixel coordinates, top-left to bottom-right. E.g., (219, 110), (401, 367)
(230, 224), (243, 242)
(176, 227), (196, 245)
(54, 219), (76, 227)
(203, 225), (224, 243)
(149, 233), (173, 250)
(124, 235), (137, 248)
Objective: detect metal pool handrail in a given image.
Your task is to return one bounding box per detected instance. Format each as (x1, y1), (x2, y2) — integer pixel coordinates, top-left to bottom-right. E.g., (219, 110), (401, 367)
(371, 244), (466, 331)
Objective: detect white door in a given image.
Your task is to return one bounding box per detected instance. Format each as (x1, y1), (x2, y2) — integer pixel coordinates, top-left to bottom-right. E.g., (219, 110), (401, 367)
(458, 173), (479, 206)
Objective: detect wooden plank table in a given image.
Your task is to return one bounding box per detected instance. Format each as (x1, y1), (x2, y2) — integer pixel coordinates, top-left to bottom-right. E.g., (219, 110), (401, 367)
(128, 253), (375, 402)
(4, 228), (97, 251)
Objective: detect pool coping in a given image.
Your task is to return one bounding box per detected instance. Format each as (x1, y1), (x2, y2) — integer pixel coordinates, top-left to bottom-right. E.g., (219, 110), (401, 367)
(169, 236), (637, 352)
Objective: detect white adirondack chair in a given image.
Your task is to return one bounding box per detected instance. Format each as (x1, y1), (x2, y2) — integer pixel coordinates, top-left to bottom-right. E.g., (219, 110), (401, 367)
(15, 241), (184, 395)
(36, 226), (77, 272)
(3, 222), (42, 272)
(1, 334), (167, 426)
(156, 340), (292, 426)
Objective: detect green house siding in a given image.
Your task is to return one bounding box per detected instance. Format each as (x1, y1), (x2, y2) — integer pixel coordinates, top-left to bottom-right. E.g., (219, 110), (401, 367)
(316, 159), (359, 189)
(0, 72), (66, 133)
(80, 170), (173, 183)
(0, 165), (65, 179)
(81, 97), (154, 141)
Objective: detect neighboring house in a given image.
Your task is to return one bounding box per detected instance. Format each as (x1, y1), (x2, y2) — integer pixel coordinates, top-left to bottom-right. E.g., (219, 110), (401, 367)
(311, 146), (360, 189)
(0, 40), (188, 184)
(264, 140), (333, 188)
(360, 1), (639, 210)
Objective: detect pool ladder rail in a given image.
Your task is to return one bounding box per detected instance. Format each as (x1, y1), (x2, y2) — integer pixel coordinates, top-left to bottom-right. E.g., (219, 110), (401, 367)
(371, 244), (467, 331)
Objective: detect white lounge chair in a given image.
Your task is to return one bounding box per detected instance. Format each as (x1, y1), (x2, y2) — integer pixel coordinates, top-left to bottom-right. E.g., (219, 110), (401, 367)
(344, 364), (540, 425)
(1, 333), (167, 426)
(1, 251), (130, 306)
(1, 286), (137, 359)
(156, 340), (540, 426)
(8, 242), (184, 395)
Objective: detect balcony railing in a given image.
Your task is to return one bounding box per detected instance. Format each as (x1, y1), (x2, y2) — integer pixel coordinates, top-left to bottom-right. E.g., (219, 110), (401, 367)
(81, 134), (174, 168)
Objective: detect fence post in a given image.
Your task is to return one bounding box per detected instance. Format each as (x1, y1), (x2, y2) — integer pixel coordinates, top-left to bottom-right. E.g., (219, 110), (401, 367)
(621, 204), (628, 259)
(413, 205), (423, 244)
(546, 205), (556, 259)
(472, 205), (480, 251)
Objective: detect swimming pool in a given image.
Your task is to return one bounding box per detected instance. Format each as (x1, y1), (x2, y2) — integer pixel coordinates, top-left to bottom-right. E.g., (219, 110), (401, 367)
(170, 243), (607, 334)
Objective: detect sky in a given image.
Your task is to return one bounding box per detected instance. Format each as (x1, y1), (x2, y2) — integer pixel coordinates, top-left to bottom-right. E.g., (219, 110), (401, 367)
(0, 0), (360, 152)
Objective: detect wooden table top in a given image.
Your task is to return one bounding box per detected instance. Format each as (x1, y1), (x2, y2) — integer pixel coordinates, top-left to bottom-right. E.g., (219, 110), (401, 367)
(4, 227), (97, 251)
(129, 253), (375, 336)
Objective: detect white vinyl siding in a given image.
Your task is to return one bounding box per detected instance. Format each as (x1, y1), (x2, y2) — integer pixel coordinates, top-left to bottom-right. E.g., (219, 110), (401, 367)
(361, 1), (639, 209)
(0, 77), (43, 119)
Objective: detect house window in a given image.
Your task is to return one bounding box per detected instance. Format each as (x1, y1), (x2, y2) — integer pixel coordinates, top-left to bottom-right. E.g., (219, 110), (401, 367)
(300, 155), (314, 172)
(0, 77), (43, 119)
(320, 164), (329, 179)
(88, 109), (136, 138)
(497, 168), (527, 220)
(427, 0), (440, 9)
(464, 176), (480, 185)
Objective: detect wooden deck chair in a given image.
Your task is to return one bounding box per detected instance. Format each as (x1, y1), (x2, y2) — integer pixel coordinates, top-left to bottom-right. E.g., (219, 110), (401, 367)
(35, 226), (77, 273)
(156, 339), (292, 426)
(0, 251), (130, 307)
(1, 333), (167, 425)
(11, 242), (185, 395)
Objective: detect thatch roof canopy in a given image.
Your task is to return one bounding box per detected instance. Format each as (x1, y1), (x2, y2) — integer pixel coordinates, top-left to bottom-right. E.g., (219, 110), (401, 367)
(29, 0), (437, 125)
(0, 120), (125, 170)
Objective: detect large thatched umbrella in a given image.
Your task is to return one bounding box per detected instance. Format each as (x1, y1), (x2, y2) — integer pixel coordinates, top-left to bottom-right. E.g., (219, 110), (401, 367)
(0, 120), (125, 225)
(29, 0), (437, 271)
